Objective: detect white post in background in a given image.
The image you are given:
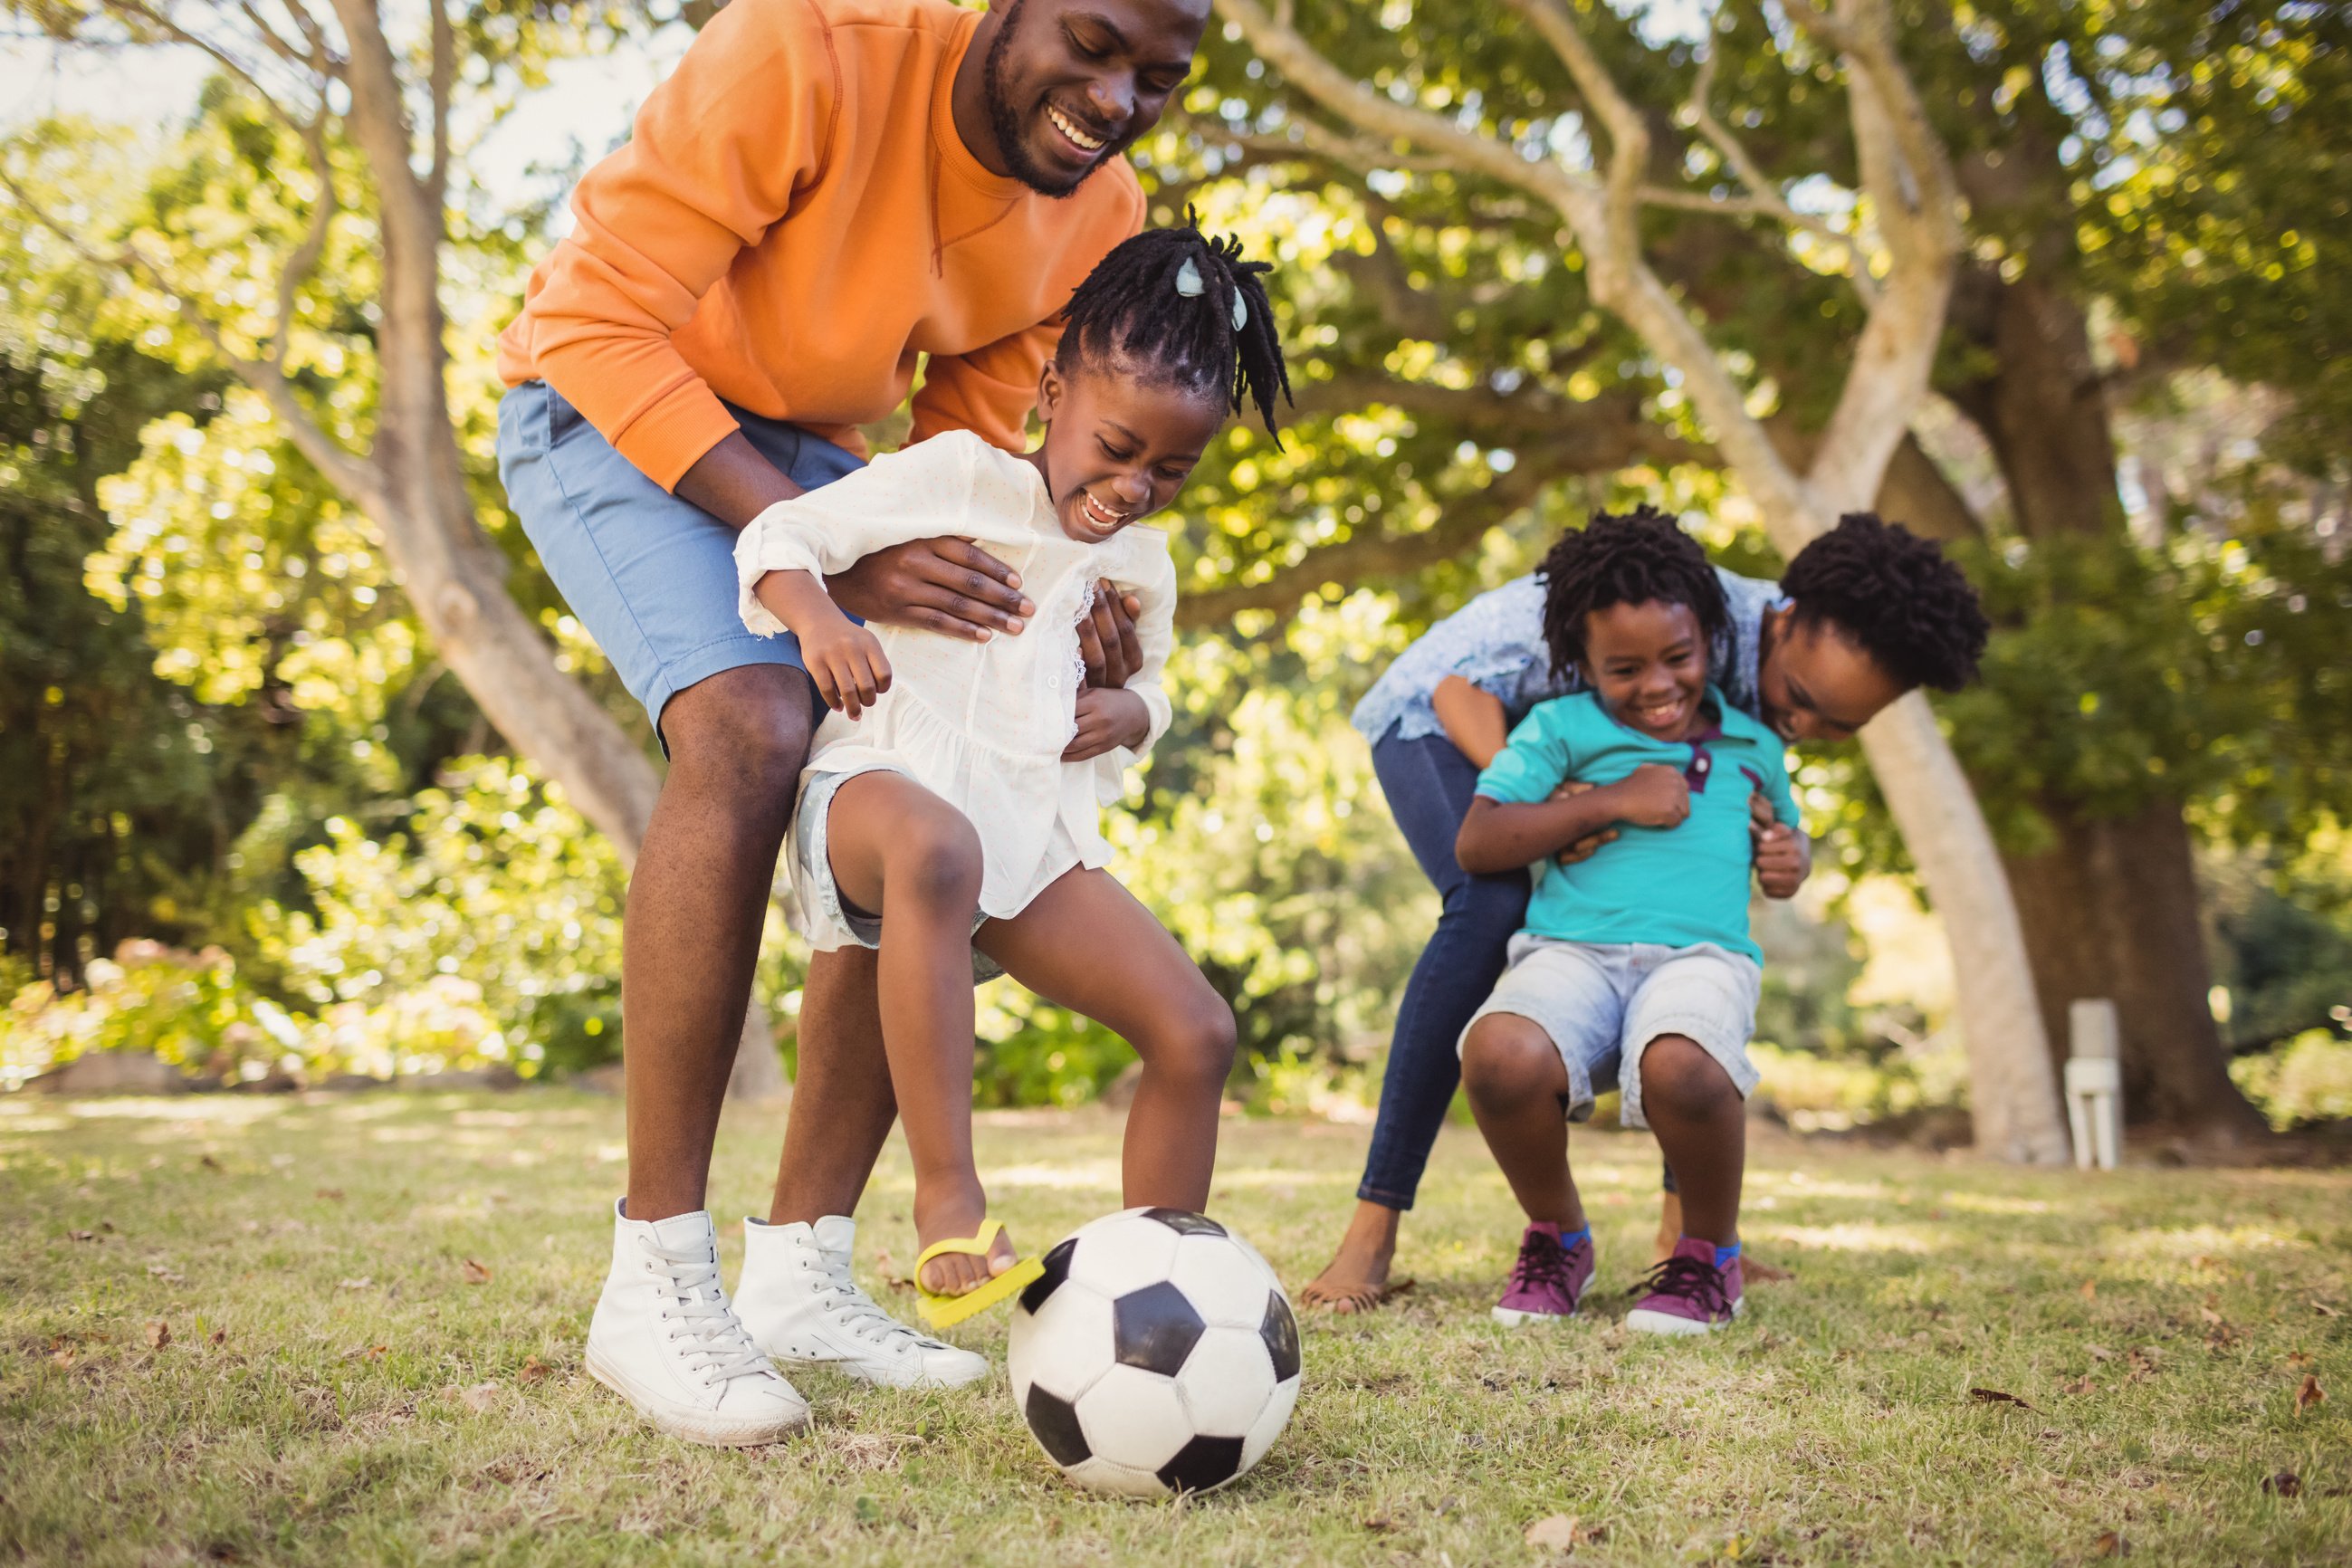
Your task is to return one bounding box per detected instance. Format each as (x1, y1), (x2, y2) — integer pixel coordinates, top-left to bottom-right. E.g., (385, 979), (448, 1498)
(2065, 999), (2123, 1171)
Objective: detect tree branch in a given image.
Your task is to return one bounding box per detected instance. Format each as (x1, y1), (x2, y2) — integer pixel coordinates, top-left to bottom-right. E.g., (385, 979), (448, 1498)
(0, 167), (383, 513)
(272, 109), (340, 372)
(1654, 45), (1880, 308)
(98, 0), (312, 139)
(1175, 453), (1575, 628)
(1501, 0), (1648, 243)
(1210, 0), (1598, 223)
(426, 0), (453, 209)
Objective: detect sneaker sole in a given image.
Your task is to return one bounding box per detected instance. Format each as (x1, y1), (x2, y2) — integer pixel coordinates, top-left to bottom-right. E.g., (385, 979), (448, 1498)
(772, 1351), (991, 1390)
(585, 1344), (812, 1446)
(1490, 1305), (1580, 1326)
(1624, 1298), (1744, 1337)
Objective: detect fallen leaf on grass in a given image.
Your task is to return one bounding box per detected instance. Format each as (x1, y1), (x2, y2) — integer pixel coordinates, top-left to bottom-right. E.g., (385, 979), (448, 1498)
(48, 1347), (74, 1369)
(454, 1382), (499, 1413)
(315, 1188), (345, 1202)
(517, 1355), (550, 1385)
(2261, 1471), (2302, 1498)
(338, 1277), (373, 1292)
(2199, 1305), (2224, 1327)
(2313, 1301), (2342, 1319)
(2061, 1374), (2096, 1397)
(460, 1258), (492, 1286)
(1969, 1387), (2035, 1411)
(341, 1344), (389, 1362)
(1360, 1511), (1401, 1534)
(2127, 1347), (2160, 1381)
(1525, 1514), (1582, 1550)
(1745, 1258), (1793, 1284)
(2294, 1374), (2324, 1414)
(2086, 1343), (2116, 1362)
(145, 1319), (171, 1350)
(2091, 1529), (2128, 1557)
(199, 1154), (222, 1171)
(2286, 1351), (2311, 1368)
(208, 1329), (227, 1347)
(68, 1229), (94, 1243)
(2080, 1278), (2098, 1301)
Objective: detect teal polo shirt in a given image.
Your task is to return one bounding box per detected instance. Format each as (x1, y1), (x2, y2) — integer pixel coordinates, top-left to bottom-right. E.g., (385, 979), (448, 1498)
(1472, 687), (1800, 964)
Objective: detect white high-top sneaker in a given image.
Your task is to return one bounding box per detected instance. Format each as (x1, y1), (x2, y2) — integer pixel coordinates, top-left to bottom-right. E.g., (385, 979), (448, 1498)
(734, 1215), (990, 1389)
(584, 1200), (811, 1446)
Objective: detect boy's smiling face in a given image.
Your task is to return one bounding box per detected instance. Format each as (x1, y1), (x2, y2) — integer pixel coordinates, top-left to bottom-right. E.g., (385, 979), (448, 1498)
(1030, 353), (1224, 543)
(1582, 598), (1709, 742)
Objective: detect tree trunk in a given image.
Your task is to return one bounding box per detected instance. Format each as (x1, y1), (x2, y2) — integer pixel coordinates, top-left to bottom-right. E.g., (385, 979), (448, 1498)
(1860, 697), (2074, 1162)
(2003, 798), (2264, 1140)
(1944, 262), (2266, 1141)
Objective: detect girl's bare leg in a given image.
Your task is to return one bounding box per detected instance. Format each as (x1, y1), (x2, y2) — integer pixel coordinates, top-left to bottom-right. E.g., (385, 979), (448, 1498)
(976, 868), (1237, 1209)
(822, 773), (1009, 1296)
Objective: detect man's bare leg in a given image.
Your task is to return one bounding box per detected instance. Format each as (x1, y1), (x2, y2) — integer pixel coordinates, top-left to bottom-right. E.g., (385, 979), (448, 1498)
(622, 665), (813, 1222)
(769, 946), (899, 1225)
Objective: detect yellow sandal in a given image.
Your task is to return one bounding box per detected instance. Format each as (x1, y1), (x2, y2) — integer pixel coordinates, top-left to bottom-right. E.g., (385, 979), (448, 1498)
(914, 1219), (1047, 1329)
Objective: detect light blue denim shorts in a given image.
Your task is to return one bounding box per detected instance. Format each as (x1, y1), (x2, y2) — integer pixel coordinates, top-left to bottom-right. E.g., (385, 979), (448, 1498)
(1459, 935), (1762, 1130)
(794, 767), (1004, 986)
(493, 379), (864, 741)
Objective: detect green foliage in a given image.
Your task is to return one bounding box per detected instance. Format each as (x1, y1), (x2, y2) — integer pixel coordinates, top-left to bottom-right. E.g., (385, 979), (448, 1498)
(0, 942), (287, 1086)
(256, 758), (625, 1077)
(2230, 1029), (2352, 1131)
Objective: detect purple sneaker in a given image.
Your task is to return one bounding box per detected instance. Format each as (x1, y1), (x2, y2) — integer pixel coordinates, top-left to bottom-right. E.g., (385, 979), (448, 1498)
(1625, 1236), (1743, 1335)
(1491, 1222), (1594, 1325)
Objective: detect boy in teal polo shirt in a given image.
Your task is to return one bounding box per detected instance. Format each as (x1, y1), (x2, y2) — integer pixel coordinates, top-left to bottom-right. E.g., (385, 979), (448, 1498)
(1454, 509), (1805, 1335)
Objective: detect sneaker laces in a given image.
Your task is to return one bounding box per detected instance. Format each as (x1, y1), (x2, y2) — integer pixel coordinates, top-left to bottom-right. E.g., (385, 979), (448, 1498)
(809, 1255), (949, 1353)
(642, 1238), (778, 1387)
(1629, 1254), (1730, 1317)
(1507, 1229), (1579, 1291)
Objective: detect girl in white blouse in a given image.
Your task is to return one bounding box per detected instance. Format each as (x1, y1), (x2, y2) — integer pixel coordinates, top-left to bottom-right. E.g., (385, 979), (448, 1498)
(734, 224), (1291, 1325)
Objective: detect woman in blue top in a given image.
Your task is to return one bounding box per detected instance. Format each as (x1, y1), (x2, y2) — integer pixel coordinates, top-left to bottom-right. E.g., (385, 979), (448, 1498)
(1302, 512), (1992, 1313)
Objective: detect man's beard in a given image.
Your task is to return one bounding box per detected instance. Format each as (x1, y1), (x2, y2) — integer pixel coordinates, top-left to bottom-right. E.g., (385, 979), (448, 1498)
(982, 0), (1139, 198)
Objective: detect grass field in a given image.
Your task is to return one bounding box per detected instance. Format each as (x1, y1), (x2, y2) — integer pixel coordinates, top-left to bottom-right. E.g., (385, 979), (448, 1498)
(1, 1088), (2346, 1566)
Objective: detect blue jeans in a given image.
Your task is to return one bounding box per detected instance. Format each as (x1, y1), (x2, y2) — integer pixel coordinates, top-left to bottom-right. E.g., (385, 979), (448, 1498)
(1358, 726), (1532, 1209)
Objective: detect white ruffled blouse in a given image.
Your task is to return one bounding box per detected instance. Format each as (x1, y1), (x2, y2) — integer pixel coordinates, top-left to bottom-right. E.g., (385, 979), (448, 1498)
(734, 429), (1175, 935)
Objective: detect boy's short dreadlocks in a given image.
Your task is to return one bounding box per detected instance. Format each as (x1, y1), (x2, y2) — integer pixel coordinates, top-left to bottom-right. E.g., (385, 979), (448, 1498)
(1056, 212), (1292, 439)
(1779, 513), (1990, 692)
(1537, 506), (1729, 680)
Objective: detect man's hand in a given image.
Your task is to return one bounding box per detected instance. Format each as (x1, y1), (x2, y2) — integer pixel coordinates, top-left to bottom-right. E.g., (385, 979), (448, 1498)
(827, 538), (1035, 641)
(1751, 790), (1810, 898)
(796, 608), (893, 719)
(1609, 763), (1693, 829)
(1065, 687), (1151, 761)
(1546, 779), (1620, 865)
(1076, 578), (1143, 689)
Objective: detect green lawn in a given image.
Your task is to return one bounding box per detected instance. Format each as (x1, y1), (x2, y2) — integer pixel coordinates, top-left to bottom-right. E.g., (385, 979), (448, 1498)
(1, 1089), (2345, 1566)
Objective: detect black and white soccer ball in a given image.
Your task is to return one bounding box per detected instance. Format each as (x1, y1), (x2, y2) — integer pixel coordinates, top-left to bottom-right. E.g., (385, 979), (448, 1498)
(1008, 1207), (1303, 1497)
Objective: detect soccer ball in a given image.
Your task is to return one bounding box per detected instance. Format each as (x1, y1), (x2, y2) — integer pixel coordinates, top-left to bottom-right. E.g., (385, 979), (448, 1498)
(1008, 1207), (1303, 1497)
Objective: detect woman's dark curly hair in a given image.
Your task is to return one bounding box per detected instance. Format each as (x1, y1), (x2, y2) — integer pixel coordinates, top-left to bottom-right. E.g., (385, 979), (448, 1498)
(1056, 211), (1293, 440)
(1779, 513), (1990, 692)
(1537, 506), (1729, 680)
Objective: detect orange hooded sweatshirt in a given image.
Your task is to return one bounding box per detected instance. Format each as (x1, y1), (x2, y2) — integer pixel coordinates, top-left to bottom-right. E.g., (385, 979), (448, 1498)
(496, 0), (1144, 492)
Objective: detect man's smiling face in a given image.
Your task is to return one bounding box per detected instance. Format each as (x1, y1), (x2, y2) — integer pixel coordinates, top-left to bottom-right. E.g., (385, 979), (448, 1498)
(980, 0), (1211, 196)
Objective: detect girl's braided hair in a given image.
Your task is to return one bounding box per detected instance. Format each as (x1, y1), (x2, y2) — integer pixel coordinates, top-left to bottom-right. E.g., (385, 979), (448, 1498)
(1056, 211), (1293, 439)
(1537, 506), (1729, 680)
(1778, 513), (1989, 691)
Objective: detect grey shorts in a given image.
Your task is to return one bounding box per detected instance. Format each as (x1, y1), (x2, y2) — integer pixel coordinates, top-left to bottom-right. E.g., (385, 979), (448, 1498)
(794, 768), (1003, 985)
(1460, 935), (1762, 1131)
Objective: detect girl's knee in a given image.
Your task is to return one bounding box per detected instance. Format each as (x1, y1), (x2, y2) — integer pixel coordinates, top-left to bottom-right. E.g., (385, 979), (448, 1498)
(1639, 1034), (1738, 1116)
(1460, 1017), (1560, 1104)
(1151, 990), (1238, 1087)
(888, 806), (983, 904)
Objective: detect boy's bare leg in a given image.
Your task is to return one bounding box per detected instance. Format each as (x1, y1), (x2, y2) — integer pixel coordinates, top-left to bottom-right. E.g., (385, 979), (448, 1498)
(1457, 1014), (1589, 1232)
(1638, 1035), (1743, 1247)
(975, 868), (1237, 1210)
(768, 946), (899, 1225)
(821, 773), (1007, 1296)
(622, 667), (811, 1222)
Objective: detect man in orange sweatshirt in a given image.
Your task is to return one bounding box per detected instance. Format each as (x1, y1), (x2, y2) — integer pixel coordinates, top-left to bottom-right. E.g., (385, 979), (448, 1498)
(495, 0), (1209, 1446)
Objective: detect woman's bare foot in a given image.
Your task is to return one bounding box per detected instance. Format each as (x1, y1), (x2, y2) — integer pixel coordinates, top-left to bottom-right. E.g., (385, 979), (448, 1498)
(1298, 1200), (1409, 1314)
(913, 1189), (1018, 1297)
(1651, 1190), (1683, 1266)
